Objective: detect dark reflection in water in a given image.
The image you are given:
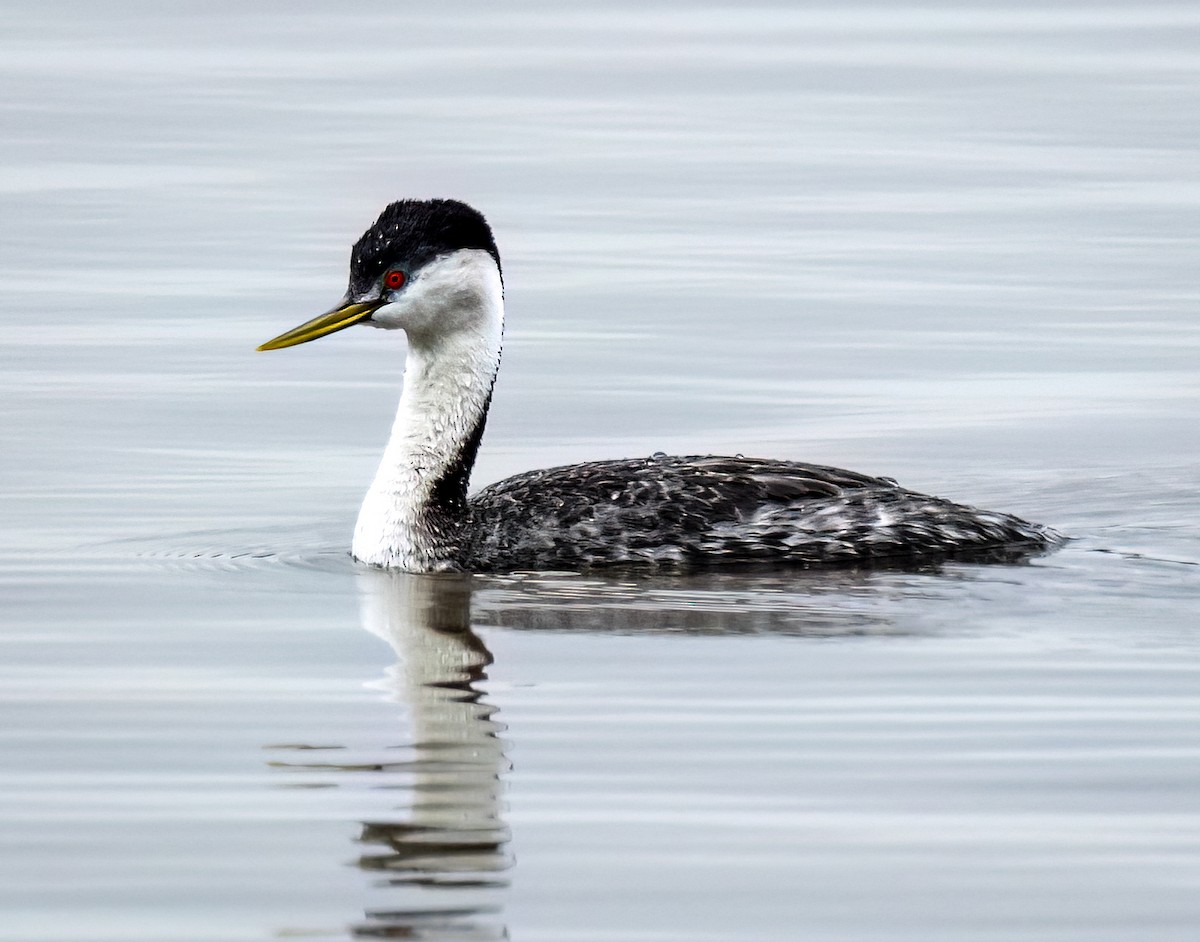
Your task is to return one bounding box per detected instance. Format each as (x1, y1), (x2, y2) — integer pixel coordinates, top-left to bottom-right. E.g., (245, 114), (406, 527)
(470, 563), (1009, 637)
(258, 555), (1083, 939)
(269, 572), (511, 941)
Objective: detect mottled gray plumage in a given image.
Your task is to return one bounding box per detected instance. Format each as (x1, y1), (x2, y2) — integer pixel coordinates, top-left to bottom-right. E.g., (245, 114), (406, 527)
(464, 454), (1058, 571)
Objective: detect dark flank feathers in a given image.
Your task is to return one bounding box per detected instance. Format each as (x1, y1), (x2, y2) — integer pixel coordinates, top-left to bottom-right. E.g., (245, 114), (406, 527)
(348, 198), (502, 298)
(463, 454), (1060, 572)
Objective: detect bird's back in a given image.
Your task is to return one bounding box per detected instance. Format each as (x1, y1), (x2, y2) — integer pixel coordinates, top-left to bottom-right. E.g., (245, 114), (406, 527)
(465, 454), (1057, 571)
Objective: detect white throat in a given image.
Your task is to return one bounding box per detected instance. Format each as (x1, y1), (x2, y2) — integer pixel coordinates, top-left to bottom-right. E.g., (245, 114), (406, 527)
(352, 250), (504, 571)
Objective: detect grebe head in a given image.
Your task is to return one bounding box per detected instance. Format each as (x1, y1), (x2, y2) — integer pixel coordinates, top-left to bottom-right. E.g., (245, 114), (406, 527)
(257, 198), (502, 351)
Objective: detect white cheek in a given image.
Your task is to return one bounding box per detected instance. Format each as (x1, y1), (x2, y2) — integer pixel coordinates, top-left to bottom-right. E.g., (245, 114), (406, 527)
(367, 296), (416, 331)
(366, 250), (500, 336)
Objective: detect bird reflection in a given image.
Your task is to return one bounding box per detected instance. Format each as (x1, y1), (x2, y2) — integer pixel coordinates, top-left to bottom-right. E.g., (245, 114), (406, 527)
(266, 559), (1002, 938)
(354, 570), (511, 939)
(270, 570), (511, 941)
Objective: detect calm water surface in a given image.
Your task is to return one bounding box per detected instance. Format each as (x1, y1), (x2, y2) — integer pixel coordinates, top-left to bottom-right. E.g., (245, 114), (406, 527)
(2, 3), (1199, 940)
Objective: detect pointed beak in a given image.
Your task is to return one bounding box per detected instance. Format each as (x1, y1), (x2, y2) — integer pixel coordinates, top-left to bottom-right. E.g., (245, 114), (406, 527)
(256, 299), (385, 351)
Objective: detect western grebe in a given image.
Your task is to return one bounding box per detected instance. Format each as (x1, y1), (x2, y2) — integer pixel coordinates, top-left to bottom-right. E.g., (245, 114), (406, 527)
(258, 199), (1058, 572)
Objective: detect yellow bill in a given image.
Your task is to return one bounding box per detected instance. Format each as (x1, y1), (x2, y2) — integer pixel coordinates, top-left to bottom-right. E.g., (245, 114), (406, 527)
(257, 300), (385, 351)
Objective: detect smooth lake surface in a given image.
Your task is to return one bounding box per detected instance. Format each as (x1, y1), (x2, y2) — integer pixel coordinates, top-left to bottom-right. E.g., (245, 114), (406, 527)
(2, 3), (1200, 940)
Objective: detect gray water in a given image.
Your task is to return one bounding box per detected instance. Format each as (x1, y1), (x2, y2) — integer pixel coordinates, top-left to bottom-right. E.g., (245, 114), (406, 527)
(2, 3), (1200, 940)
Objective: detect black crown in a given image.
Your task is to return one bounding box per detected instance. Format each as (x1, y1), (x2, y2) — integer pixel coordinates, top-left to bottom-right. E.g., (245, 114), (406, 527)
(348, 199), (501, 296)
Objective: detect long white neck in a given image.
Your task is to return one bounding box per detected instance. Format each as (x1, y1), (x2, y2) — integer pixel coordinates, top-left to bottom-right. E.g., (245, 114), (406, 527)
(352, 252), (504, 571)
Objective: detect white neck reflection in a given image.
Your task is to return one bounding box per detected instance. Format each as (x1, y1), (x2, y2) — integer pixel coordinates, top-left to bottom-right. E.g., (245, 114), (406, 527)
(353, 568), (510, 938)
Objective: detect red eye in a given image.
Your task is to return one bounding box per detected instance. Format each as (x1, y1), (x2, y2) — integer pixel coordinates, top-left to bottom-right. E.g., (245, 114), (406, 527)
(383, 270), (406, 289)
